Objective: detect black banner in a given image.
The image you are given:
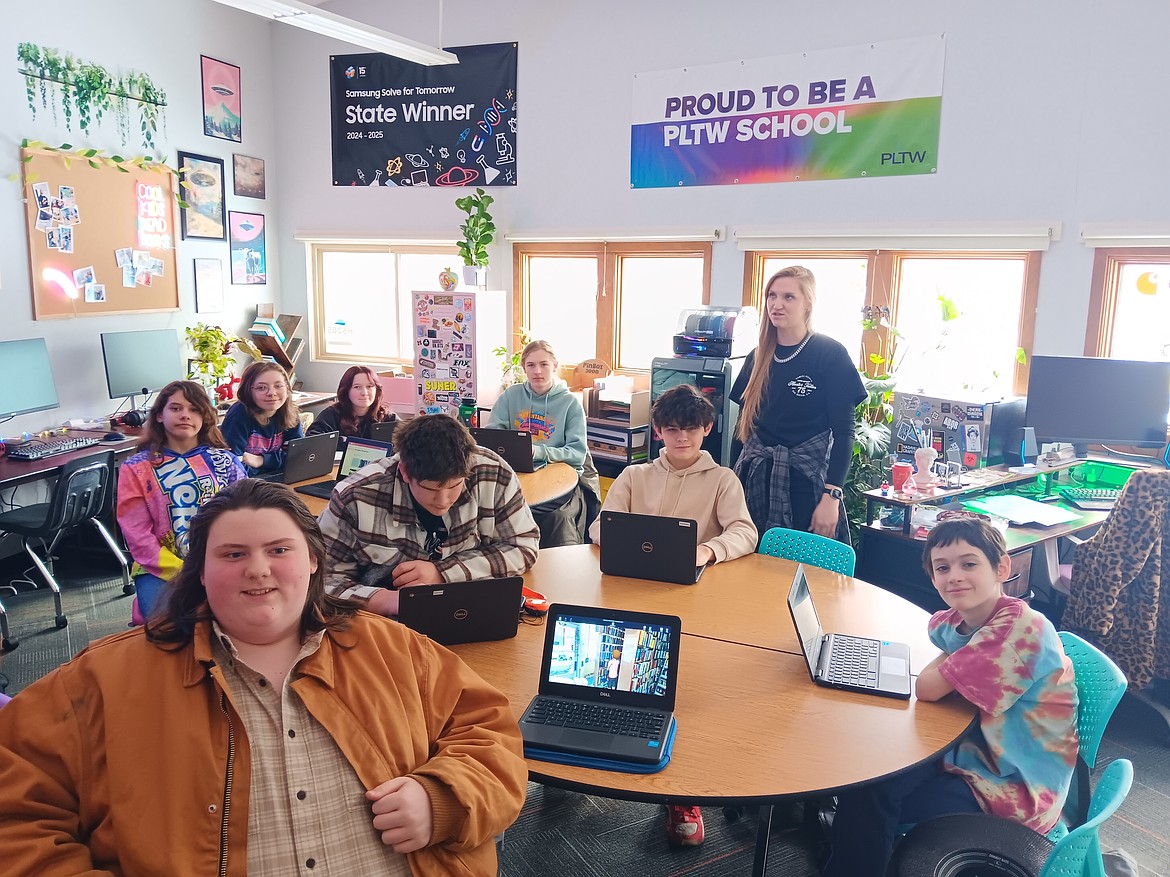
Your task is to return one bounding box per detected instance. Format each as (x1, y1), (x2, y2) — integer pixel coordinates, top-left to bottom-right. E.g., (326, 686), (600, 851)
(330, 42), (517, 188)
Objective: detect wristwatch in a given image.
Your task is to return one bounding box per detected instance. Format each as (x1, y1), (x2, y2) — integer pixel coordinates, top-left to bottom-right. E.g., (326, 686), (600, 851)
(823, 486), (844, 501)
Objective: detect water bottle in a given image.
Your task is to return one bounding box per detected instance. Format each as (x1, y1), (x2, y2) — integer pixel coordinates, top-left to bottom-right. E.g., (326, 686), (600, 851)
(458, 397), (478, 428)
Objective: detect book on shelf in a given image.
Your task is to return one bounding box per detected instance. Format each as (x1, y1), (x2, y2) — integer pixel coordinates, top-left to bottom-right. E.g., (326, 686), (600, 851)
(249, 317), (286, 344)
(587, 426), (647, 448)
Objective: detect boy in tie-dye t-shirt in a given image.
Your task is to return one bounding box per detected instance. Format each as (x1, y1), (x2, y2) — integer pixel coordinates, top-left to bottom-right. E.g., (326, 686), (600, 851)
(824, 518), (1078, 877)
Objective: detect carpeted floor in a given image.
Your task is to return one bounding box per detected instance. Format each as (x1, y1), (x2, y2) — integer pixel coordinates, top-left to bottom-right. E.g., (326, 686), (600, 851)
(2, 554), (1169, 876)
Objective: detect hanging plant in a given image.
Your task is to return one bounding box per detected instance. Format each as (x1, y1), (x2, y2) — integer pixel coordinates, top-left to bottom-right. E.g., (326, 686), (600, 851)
(15, 43), (167, 151)
(14, 139), (186, 207)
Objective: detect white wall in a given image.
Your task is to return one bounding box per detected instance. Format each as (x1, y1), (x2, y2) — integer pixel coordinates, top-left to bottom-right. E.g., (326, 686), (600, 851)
(0, 1), (280, 438)
(271, 0), (1170, 391)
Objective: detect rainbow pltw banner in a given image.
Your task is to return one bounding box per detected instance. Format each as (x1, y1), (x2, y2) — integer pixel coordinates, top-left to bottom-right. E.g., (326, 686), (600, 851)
(630, 35), (945, 189)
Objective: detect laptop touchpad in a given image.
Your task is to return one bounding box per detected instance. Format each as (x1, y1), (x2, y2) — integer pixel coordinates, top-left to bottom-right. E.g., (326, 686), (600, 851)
(562, 729), (614, 750)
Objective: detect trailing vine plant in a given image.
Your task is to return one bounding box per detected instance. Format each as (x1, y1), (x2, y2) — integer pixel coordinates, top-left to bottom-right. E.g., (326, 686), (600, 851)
(16, 43), (167, 151)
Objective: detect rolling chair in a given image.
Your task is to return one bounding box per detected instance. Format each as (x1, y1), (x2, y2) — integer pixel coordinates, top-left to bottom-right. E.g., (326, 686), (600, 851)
(757, 526), (857, 576)
(0, 591), (16, 652)
(0, 450), (131, 634)
(889, 758), (1134, 877)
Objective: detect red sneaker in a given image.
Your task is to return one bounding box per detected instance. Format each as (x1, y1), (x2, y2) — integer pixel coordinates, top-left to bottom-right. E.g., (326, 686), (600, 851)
(665, 805), (705, 846)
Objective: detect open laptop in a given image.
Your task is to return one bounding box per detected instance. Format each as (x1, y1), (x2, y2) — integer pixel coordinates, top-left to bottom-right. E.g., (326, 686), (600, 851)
(255, 431), (339, 484)
(294, 437), (393, 500)
(396, 577), (523, 645)
(368, 419), (398, 447)
(519, 603), (682, 765)
(787, 565), (912, 699)
(470, 427), (535, 473)
(599, 511), (706, 584)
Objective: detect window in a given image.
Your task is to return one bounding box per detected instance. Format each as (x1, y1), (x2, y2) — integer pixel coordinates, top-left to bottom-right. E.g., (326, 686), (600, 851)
(742, 250), (1040, 396)
(309, 243), (460, 366)
(1087, 248), (1170, 360)
(513, 241), (711, 370)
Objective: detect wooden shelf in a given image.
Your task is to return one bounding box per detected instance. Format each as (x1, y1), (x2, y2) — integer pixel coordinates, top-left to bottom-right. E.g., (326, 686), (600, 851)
(250, 313), (304, 375)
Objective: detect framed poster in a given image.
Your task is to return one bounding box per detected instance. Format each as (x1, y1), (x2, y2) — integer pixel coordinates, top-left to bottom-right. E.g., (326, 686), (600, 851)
(194, 257), (224, 313)
(232, 153), (265, 198)
(201, 55), (242, 142)
(177, 151), (226, 240)
(228, 211), (266, 285)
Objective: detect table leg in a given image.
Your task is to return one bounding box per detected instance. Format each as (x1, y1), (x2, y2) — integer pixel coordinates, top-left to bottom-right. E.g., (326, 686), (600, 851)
(751, 804), (774, 877)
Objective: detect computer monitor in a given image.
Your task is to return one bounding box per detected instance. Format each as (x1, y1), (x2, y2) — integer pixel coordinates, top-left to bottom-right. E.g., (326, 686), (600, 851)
(1025, 355), (1170, 456)
(100, 329), (186, 402)
(0, 338), (59, 420)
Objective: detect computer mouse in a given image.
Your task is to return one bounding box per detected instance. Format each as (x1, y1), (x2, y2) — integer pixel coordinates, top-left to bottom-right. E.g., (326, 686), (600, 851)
(103, 432), (129, 442)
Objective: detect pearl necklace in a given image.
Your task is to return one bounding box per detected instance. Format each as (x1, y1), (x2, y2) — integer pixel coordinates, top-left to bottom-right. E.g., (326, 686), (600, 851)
(772, 333), (813, 364)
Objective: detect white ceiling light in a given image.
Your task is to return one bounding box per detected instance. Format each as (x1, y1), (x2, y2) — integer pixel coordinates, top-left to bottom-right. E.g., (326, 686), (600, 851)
(207, 0), (458, 65)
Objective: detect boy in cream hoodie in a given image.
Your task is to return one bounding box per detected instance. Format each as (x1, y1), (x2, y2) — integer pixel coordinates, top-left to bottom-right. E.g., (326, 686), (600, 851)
(589, 383), (757, 567)
(588, 384), (756, 846)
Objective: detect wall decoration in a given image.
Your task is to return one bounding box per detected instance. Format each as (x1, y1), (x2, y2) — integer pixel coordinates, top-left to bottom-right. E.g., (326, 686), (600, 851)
(630, 34), (945, 189)
(328, 43), (517, 188)
(177, 151), (226, 240)
(201, 55), (242, 142)
(232, 153), (265, 198)
(16, 43), (168, 150)
(194, 257), (225, 313)
(228, 211), (265, 285)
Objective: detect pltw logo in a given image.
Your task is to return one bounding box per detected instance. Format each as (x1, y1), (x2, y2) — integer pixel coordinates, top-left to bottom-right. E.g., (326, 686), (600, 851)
(880, 150), (928, 165)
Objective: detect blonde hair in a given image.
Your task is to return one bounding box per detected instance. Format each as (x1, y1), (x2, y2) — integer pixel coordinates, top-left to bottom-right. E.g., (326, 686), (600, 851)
(737, 266), (818, 442)
(520, 339), (558, 368)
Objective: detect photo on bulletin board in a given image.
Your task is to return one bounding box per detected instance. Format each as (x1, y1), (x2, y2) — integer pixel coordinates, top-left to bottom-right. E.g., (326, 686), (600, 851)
(177, 151), (226, 240)
(228, 211), (266, 285)
(201, 55), (242, 143)
(233, 153), (265, 199)
(194, 257), (225, 313)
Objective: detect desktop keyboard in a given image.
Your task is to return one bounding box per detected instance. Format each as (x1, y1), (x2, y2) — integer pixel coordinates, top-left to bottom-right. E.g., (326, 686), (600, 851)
(1058, 486), (1121, 510)
(825, 636), (880, 688)
(5, 435), (101, 461)
(524, 698), (668, 740)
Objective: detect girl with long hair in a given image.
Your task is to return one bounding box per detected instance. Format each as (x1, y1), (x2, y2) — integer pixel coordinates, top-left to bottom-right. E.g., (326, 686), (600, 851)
(731, 266), (866, 543)
(116, 379), (246, 619)
(307, 365), (396, 450)
(220, 361), (303, 476)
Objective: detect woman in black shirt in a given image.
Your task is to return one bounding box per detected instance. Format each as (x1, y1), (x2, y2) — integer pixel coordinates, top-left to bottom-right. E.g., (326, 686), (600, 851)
(308, 365), (396, 450)
(731, 266), (865, 543)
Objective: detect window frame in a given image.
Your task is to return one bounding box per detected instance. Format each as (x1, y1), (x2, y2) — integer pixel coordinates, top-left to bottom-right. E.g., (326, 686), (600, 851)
(1085, 247), (1170, 357)
(308, 241), (460, 368)
(741, 248), (1041, 395)
(512, 240), (713, 370)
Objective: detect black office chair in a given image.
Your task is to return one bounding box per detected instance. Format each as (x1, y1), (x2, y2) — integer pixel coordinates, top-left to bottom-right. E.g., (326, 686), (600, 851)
(0, 450), (131, 632)
(0, 591), (17, 652)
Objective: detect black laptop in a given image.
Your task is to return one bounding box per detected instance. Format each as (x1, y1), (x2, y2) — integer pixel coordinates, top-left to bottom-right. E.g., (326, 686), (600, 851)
(295, 437), (393, 500)
(787, 565), (912, 699)
(519, 603), (681, 765)
(397, 577), (524, 645)
(368, 419), (398, 446)
(470, 427), (535, 473)
(599, 511), (706, 584)
(255, 431), (339, 484)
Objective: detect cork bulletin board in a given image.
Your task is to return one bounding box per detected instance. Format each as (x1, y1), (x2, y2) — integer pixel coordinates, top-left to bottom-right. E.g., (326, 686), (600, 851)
(21, 147), (180, 319)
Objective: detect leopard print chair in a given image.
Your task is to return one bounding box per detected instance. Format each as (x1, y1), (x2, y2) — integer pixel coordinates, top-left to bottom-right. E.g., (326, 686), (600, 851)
(1064, 469), (1170, 691)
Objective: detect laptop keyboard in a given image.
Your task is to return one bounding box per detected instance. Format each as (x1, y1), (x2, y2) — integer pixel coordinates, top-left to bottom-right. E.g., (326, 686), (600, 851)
(825, 636), (880, 688)
(525, 697), (667, 739)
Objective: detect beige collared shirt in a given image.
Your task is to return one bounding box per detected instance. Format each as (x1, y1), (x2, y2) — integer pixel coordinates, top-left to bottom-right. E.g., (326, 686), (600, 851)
(212, 625), (411, 877)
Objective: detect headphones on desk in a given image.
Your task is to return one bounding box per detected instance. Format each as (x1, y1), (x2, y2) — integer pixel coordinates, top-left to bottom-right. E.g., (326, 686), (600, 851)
(122, 410), (147, 427)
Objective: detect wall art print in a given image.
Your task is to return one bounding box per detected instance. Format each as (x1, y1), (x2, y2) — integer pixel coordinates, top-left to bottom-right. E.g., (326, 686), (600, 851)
(233, 153), (265, 198)
(228, 211), (265, 285)
(177, 151), (226, 240)
(201, 55), (242, 142)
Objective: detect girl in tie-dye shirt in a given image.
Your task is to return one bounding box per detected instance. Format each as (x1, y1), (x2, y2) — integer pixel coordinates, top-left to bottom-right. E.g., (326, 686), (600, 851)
(824, 518), (1078, 877)
(116, 381), (246, 620)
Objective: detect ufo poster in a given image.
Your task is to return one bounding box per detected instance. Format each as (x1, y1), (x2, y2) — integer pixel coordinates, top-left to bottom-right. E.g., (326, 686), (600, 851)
(202, 55), (242, 143)
(178, 152), (226, 240)
(228, 211), (265, 285)
(329, 42), (517, 188)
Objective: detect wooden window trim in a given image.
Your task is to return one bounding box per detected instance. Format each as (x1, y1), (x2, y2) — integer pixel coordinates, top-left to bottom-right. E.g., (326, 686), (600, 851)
(1086, 248), (1170, 357)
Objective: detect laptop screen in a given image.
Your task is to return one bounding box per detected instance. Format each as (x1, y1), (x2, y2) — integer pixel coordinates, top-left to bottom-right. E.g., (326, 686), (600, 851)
(787, 566), (826, 674)
(539, 604), (682, 711)
(338, 437), (393, 478)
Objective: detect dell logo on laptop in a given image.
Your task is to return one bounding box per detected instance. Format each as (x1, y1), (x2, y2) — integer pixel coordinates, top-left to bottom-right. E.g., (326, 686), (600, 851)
(641, 541), (654, 553)
(454, 608), (469, 620)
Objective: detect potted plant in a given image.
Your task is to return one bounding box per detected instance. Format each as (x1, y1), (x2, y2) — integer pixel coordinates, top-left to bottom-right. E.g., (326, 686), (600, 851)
(455, 187), (495, 287)
(491, 328), (530, 388)
(185, 323), (261, 400)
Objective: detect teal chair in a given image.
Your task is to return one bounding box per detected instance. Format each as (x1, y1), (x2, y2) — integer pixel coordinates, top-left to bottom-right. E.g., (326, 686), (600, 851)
(757, 526), (856, 575)
(889, 758), (1134, 877)
(1054, 631), (1128, 836)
